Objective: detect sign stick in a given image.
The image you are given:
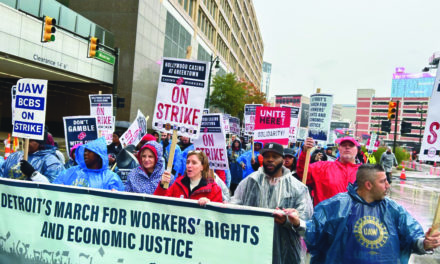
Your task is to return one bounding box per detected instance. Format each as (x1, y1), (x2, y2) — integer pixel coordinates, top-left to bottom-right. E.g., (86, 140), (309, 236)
(302, 148), (311, 184)
(23, 138), (29, 161)
(164, 130), (178, 189)
(430, 196), (440, 235)
(251, 136), (255, 161)
(111, 163), (117, 171)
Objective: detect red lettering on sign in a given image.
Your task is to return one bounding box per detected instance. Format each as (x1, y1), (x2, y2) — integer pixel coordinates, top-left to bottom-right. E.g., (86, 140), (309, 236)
(427, 122), (440, 144)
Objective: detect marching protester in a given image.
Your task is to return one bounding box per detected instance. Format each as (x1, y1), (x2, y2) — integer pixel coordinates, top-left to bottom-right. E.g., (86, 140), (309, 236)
(356, 146), (367, 164)
(380, 146), (398, 184)
(154, 150), (222, 205)
(228, 139), (245, 194)
(232, 142), (313, 264)
(160, 132), (183, 175)
(297, 136), (361, 206)
(283, 148), (298, 178)
(53, 137), (124, 191)
(107, 131), (123, 155)
(1, 131), (64, 183)
(284, 164), (440, 263)
(125, 140), (174, 194)
(237, 141), (263, 178)
(177, 136), (195, 175)
(64, 143), (82, 169)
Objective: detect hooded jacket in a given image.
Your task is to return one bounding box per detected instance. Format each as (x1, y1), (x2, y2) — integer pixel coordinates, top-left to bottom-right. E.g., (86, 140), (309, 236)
(228, 139), (245, 184)
(296, 150), (360, 206)
(53, 138), (124, 191)
(231, 166), (313, 264)
(380, 151), (398, 172)
(1, 148), (64, 182)
(177, 144), (195, 176)
(154, 175), (222, 202)
(125, 141), (174, 194)
(305, 184), (426, 264)
(236, 141), (263, 178)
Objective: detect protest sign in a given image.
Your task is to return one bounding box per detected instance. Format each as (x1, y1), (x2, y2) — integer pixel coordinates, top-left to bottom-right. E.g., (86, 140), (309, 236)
(63, 116), (98, 156)
(281, 105), (300, 143)
(297, 127), (308, 142)
(367, 133), (379, 152)
(0, 178), (274, 264)
(223, 113), (230, 134)
(244, 104), (262, 135)
(203, 108), (209, 114)
(420, 69), (440, 161)
(120, 110), (148, 147)
(193, 114), (229, 170)
(229, 116), (241, 135)
(254, 106), (290, 146)
(152, 58), (209, 139)
(12, 79), (48, 140)
(308, 94), (333, 143)
(89, 94), (114, 144)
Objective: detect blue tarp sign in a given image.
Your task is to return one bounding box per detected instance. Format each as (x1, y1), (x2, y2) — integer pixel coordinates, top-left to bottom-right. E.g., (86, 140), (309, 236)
(12, 79), (48, 140)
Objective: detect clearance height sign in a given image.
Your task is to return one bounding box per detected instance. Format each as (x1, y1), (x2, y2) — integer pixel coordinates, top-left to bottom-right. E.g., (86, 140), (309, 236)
(12, 79), (48, 140)
(153, 58), (210, 139)
(0, 179), (274, 263)
(254, 106), (290, 146)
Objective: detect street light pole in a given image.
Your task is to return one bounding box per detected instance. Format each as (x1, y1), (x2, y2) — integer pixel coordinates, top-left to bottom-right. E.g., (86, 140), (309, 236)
(417, 105), (424, 146)
(205, 55), (220, 109)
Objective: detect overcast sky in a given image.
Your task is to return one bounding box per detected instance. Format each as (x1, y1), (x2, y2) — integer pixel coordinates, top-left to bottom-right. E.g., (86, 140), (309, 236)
(253, 0), (440, 104)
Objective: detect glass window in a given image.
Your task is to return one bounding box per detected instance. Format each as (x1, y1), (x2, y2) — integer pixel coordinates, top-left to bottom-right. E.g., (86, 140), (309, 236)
(18, 0), (40, 17)
(164, 37), (172, 57)
(104, 31), (115, 47)
(76, 15), (92, 37)
(0, 0), (17, 8)
(59, 6), (76, 32)
(40, 0), (61, 21)
(94, 25), (105, 42)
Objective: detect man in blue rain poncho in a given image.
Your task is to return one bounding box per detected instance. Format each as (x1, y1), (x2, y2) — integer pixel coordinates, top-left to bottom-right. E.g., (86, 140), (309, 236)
(237, 141), (263, 179)
(284, 164), (440, 264)
(54, 137), (124, 191)
(1, 135), (64, 183)
(231, 142), (313, 264)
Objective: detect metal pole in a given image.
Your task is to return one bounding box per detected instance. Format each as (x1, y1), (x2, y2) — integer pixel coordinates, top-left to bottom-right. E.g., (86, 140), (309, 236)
(419, 105), (423, 146)
(112, 47), (120, 117)
(205, 55), (215, 108)
(393, 100), (399, 153)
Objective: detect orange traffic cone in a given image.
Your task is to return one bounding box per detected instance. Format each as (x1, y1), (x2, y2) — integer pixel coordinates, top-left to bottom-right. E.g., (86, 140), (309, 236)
(4, 134), (11, 159)
(12, 137), (19, 152)
(400, 166), (406, 180)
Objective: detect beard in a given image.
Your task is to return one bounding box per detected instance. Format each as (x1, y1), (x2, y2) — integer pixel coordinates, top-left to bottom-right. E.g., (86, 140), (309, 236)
(263, 161), (283, 176)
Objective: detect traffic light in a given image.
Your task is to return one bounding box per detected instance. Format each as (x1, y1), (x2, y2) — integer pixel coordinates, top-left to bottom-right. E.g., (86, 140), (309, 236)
(89, 37), (99, 58)
(387, 101), (397, 120)
(401, 121), (412, 134)
(42, 16), (56, 42)
(381, 120), (391, 133)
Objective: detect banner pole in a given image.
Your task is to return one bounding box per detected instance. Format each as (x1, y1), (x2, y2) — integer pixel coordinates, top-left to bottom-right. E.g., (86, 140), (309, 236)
(251, 136), (254, 161)
(23, 138), (29, 161)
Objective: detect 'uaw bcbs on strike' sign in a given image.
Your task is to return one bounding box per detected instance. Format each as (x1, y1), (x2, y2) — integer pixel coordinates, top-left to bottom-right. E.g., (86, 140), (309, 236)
(153, 58), (210, 139)
(12, 79), (48, 140)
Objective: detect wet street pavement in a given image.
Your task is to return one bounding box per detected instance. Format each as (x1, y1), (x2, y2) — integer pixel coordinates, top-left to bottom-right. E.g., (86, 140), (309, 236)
(390, 171), (440, 263)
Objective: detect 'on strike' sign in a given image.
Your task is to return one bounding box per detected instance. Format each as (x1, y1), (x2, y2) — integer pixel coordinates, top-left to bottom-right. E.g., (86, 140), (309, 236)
(12, 79), (48, 140)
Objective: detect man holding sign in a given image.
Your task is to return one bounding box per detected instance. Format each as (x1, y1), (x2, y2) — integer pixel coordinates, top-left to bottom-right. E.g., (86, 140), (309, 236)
(232, 142), (313, 264)
(285, 164), (440, 263)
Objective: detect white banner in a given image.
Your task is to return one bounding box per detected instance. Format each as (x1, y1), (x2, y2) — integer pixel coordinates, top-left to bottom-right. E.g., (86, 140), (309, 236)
(244, 104), (262, 135)
(229, 117), (241, 135)
(0, 178), (274, 264)
(193, 114), (229, 170)
(152, 58), (210, 139)
(120, 110), (148, 147)
(89, 94), (114, 144)
(420, 69), (440, 161)
(12, 79), (48, 140)
(281, 105), (300, 143)
(308, 94), (333, 144)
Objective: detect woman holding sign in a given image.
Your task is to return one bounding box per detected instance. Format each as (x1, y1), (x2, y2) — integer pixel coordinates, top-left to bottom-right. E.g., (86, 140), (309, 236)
(125, 141), (174, 194)
(154, 151), (222, 205)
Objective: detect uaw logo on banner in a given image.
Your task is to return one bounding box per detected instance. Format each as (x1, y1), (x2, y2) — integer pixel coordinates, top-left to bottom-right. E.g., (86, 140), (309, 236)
(153, 58), (209, 139)
(12, 79), (48, 140)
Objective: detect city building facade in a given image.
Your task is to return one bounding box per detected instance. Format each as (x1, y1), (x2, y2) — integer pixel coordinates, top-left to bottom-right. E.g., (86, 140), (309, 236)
(391, 67), (435, 98)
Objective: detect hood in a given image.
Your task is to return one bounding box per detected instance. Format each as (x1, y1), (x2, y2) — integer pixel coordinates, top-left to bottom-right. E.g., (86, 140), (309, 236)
(137, 141), (164, 174)
(231, 139), (242, 150)
(32, 148), (56, 157)
(75, 137), (108, 172)
(254, 141), (263, 152)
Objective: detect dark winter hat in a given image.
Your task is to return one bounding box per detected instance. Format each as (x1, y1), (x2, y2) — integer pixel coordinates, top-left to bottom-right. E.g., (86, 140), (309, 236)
(260, 142), (284, 157)
(283, 148), (295, 157)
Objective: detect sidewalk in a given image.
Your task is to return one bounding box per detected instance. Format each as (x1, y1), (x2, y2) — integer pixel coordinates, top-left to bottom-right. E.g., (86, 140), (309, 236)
(392, 170), (440, 180)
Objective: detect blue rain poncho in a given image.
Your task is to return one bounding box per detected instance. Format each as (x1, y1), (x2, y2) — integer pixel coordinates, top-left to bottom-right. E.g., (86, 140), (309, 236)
(1, 148), (64, 182)
(228, 139), (245, 184)
(305, 183), (426, 264)
(231, 167), (313, 264)
(163, 141), (183, 175)
(236, 142), (262, 178)
(53, 138), (124, 191)
(176, 144), (195, 176)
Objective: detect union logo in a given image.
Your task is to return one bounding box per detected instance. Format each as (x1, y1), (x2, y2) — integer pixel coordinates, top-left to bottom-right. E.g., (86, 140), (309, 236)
(354, 216), (389, 249)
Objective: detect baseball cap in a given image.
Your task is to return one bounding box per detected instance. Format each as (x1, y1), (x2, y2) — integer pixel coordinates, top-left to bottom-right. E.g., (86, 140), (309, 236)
(283, 148), (295, 157)
(260, 142), (284, 157)
(335, 136), (360, 147)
